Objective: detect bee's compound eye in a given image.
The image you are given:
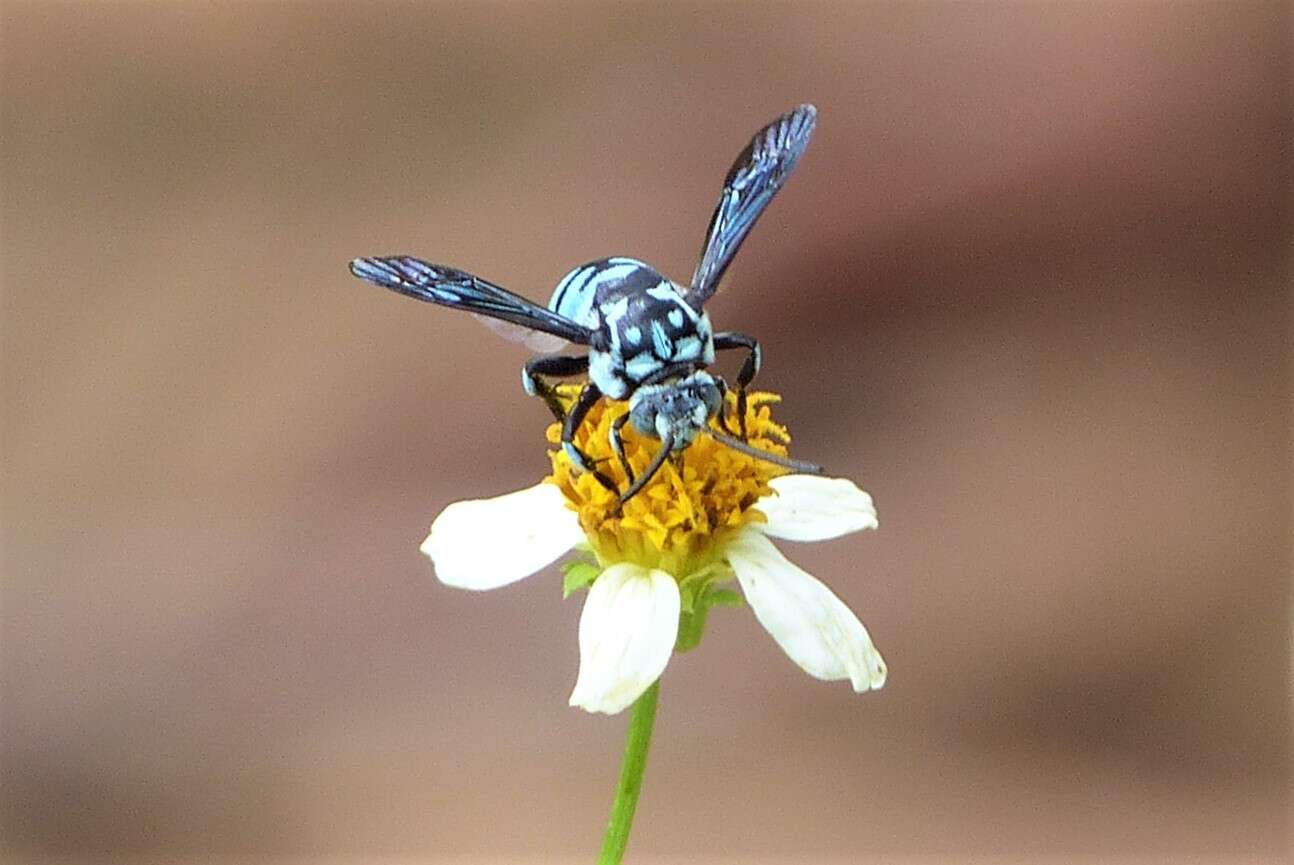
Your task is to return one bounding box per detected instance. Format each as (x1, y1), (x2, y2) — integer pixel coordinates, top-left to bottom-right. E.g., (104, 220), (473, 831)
(629, 402), (656, 437)
(703, 384), (722, 416)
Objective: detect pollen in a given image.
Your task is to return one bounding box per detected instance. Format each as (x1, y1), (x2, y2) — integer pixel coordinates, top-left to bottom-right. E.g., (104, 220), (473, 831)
(545, 385), (796, 575)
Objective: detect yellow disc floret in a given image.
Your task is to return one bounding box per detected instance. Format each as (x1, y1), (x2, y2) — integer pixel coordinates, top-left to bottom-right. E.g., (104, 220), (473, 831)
(545, 384), (796, 576)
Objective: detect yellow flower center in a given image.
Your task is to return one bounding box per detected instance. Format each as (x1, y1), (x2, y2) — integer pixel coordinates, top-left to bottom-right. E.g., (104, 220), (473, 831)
(545, 384), (796, 576)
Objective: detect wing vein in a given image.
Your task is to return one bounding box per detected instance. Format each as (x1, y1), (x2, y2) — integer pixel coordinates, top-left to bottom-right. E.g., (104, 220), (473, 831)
(349, 256), (593, 346)
(688, 104), (817, 306)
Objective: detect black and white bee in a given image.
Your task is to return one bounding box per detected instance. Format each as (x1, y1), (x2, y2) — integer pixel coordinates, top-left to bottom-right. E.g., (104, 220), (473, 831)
(351, 104), (822, 504)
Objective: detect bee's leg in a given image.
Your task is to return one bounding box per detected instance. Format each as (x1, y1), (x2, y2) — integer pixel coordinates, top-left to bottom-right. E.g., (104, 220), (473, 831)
(524, 354), (589, 421)
(610, 412), (635, 489)
(563, 383), (617, 493)
(713, 331), (761, 439)
(711, 376), (741, 437)
(618, 432), (676, 506)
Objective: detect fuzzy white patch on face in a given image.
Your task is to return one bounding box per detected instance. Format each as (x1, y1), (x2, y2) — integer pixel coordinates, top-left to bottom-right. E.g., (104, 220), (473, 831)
(691, 401), (708, 428)
(653, 413), (669, 440)
(653, 404), (703, 447)
(624, 324), (643, 346)
(667, 308), (685, 329)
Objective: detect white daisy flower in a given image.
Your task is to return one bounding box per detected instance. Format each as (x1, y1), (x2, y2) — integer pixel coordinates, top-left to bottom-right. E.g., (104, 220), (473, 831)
(421, 389), (887, 715)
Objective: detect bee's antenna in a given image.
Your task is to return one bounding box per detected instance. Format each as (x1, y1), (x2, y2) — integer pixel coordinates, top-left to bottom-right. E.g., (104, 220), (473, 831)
(617, 431), (676, 507)
(705, 428), (824, 475)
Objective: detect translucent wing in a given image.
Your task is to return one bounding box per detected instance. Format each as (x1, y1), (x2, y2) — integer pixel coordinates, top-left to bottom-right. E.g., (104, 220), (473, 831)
(688, 104), (817, 307)
(477, 257), (654, 352)
(350, 256), (594, 346)
(471, 315), (569, 353)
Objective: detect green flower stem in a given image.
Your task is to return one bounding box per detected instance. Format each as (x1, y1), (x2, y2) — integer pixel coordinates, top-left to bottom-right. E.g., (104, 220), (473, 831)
(674, 604), (710, 653)
(597, 679), (661, 865)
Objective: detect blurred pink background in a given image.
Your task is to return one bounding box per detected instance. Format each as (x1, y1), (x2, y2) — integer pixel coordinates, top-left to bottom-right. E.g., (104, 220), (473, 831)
(2, 2), (1289, 863)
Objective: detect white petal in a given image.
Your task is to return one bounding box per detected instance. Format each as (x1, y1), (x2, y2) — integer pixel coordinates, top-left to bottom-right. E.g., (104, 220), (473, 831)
(569, 563), (680, 714)
(755, 474), (879, 542)
(726, 529), (886, 692)
(420, 483), (583, 590)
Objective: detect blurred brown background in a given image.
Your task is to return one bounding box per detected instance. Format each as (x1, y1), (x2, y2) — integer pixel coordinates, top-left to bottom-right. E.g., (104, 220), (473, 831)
(2, 2), (1289, 863)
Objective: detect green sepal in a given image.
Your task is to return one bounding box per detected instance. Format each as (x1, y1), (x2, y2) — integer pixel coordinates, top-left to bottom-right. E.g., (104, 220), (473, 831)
(678, 582), (697, 614)
(674, 603), (709, 653)
(561, 560), (601, 598)
(704, 587), (745, 608)
(675, 579), (742, 653)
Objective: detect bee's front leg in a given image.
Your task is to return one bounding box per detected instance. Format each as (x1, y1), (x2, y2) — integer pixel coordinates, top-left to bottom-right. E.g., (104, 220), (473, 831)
(524, 354), (590, 421)
(562, 382), (618, 493)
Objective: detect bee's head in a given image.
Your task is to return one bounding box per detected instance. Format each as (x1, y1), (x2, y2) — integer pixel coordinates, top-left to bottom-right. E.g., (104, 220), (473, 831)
(627, 372), (723, 449)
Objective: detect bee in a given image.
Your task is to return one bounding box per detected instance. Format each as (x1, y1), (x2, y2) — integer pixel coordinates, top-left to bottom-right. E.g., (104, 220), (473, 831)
(351, 104), (822, 504)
